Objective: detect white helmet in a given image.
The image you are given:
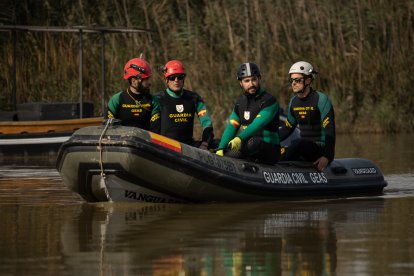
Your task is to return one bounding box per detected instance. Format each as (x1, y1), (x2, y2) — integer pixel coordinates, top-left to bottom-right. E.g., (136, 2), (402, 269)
(289, 61), (317, 79)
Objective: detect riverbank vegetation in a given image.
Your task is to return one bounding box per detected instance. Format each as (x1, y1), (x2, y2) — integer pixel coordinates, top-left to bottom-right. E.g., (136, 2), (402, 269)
(0, 0), (413, 133)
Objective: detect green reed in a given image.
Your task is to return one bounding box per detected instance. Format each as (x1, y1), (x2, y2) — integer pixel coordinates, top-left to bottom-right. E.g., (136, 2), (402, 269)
(0, 0), (413, 133)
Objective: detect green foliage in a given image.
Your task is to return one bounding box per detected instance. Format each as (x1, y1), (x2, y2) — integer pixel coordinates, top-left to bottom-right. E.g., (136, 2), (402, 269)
(0, 0), (413, 133)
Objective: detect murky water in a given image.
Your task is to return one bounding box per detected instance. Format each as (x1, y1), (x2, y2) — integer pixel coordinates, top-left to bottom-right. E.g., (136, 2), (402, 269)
(0, 133), (413, 275)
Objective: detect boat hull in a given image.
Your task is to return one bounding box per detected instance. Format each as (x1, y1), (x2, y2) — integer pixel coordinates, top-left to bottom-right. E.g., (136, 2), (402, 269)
(56, 124), (387, 203)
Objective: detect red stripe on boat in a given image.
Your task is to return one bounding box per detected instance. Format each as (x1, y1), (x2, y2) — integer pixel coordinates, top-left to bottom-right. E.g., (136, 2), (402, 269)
(150, 132), (182, 153)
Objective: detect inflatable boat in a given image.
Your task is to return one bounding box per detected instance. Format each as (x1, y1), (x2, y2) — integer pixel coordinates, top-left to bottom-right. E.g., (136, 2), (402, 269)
(56, 121), (387, 203)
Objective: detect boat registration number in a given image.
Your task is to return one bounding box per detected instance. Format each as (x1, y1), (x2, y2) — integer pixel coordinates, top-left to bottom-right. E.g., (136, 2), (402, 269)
(351, 167), (377, 175)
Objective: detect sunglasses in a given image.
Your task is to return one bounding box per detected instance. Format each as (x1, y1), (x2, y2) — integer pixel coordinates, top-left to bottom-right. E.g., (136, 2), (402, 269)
(167, 74), (185, 81)
(288, 77), (305, 84)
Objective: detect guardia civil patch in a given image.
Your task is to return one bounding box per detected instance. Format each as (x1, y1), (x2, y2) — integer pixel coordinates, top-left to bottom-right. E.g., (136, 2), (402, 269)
(176, 104), (184, 113)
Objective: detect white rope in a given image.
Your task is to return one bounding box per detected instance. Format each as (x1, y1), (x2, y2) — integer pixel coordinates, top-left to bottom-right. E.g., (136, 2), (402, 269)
(98, 118), (113, 201)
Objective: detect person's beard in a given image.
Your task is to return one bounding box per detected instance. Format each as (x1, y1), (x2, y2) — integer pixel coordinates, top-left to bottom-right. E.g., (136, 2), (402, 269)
(246, 84), (259, 94)
(136, 82), (150, 94)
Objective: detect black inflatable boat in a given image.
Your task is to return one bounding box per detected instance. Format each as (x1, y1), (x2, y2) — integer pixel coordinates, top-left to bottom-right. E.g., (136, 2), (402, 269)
(56, 122), (387, 203)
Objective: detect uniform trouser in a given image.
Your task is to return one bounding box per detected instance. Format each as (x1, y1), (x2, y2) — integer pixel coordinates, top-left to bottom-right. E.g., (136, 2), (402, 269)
(225, 136), (280, 165)
(193, 139), (220, 149)
(280, 138), (323, 162)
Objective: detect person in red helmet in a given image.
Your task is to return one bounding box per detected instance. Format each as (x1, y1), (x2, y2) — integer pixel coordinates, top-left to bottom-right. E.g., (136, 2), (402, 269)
(156, 60), (214, 149)
(106, 58), (160, 132)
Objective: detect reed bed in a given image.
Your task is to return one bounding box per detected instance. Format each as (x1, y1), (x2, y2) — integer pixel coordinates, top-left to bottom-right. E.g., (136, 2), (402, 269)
(0, 0), (413, 133)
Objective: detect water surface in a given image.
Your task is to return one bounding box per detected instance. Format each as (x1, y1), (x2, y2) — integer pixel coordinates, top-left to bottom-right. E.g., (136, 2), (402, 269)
(0, 133), (413, 275)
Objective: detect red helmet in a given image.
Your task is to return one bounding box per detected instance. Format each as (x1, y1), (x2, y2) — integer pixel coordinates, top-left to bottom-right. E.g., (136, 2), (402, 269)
(164, 60), (186, 78)
(123, 58), (152, 80)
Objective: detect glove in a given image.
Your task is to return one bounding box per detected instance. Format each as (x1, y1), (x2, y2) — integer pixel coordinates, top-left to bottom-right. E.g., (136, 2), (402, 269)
(199, 141), (209, 150)
(228, 137), (242, 151)
(216, 149), (224, 156)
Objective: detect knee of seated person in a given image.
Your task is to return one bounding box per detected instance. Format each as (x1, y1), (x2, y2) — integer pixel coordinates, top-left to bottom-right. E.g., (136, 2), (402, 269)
(246, 137), (263, 152)
(225, 149), (243, 159)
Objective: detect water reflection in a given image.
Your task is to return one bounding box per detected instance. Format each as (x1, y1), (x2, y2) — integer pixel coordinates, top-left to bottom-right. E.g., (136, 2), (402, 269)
(1, 196), (414, 275)
(58, 200), (385, 275)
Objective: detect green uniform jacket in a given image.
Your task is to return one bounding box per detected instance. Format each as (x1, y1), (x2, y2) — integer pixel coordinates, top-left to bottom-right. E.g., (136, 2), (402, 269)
(219, 89), (280, 149)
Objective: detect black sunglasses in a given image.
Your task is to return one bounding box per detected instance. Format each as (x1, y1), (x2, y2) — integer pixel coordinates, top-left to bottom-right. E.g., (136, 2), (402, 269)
(167, 74), (185, 81)
(288, 77), (305, 84)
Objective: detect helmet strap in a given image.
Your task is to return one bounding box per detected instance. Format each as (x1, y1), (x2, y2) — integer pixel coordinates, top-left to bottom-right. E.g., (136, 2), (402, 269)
(297, 84), (307, 94)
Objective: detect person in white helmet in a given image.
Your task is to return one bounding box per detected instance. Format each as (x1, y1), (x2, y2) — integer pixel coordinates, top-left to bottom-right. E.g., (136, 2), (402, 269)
(280, 61), (336, 171)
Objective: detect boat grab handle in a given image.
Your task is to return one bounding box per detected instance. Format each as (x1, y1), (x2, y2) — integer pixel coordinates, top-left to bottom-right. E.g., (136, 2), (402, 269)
(241, 163), (259, 173)
(331, 166), (348, 174)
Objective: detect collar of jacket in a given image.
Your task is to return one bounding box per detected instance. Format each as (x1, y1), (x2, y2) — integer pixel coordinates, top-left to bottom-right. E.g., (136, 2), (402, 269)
(166, 88), (183, 98)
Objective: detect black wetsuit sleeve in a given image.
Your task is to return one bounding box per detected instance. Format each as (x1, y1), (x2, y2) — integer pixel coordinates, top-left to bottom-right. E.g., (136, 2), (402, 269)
(201, 126), (214, 143)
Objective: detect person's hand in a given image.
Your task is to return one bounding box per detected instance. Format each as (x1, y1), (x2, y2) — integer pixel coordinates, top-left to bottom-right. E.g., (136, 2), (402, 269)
(199, 141), (209, 150)
(216, 149), (224, 156)
(314, 156), (329, 171)
(228, 137), (242, 151)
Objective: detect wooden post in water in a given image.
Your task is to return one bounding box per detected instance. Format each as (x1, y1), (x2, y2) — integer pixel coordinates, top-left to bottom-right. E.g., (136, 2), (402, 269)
(101, 32), (106, 116)
(12, 29), (17, 111)
(78, 28), (83, 119)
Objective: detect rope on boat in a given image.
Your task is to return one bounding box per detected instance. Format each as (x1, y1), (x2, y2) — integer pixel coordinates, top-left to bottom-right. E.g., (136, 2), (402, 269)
(98, 118), (113, 202)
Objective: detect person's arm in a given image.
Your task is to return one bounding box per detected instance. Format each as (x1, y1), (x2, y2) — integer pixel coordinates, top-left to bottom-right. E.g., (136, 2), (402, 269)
(195, 96), (214, 143)
(319, 94), (335, 162)
(218, 110), (240, 149)
(237, 102), (278, 141)
(106, 92), (122, 119)
(313, 93), (335, 171)
(150, 95), (161, 133)
(279, 99), (297, 141)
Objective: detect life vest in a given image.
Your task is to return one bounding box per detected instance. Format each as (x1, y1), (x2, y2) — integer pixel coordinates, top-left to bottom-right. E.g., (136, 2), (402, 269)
(288, 90), (331, 143)
(116, 90), (154, 129)
(157, 89), (198, 144)
(235, 91), (279, 135)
